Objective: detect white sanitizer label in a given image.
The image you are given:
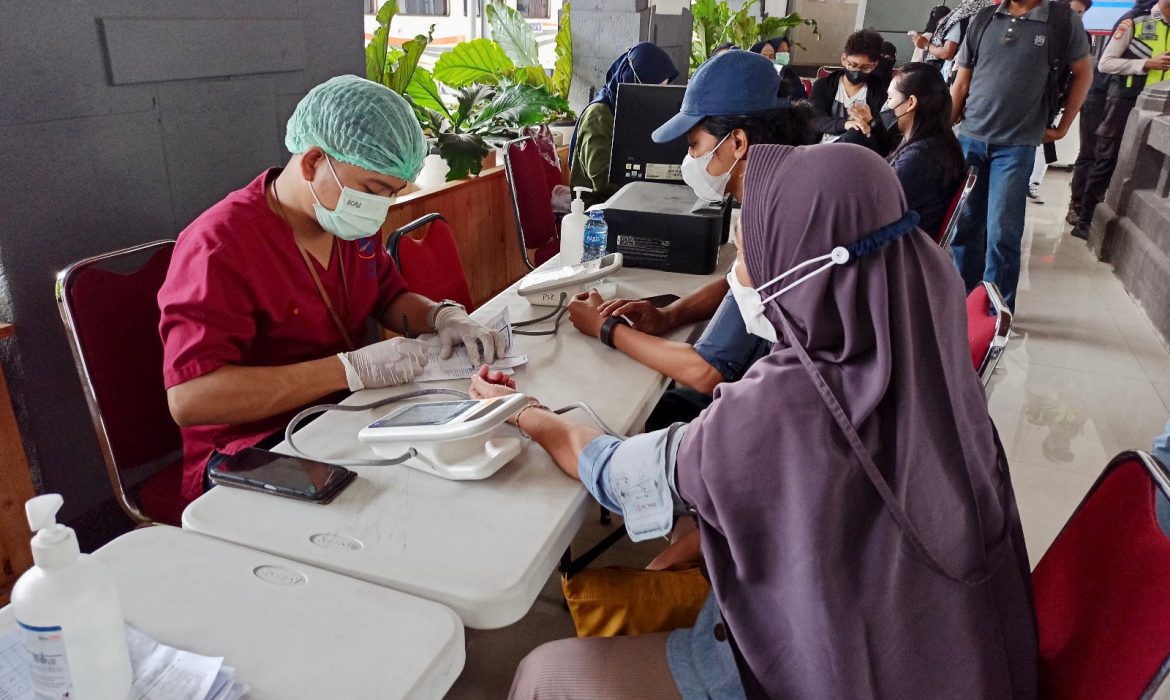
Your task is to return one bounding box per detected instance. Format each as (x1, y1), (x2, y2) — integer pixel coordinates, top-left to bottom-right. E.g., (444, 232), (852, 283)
(17, 621), (72, 700)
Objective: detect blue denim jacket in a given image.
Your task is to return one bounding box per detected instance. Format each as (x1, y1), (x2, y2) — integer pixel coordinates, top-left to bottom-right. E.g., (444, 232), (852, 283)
(692, 291), (771, 384)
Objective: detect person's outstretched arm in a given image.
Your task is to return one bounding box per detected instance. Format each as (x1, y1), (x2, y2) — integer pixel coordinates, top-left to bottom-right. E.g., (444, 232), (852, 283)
(469, 367), (686, 542)
(569, 290), (724, 394)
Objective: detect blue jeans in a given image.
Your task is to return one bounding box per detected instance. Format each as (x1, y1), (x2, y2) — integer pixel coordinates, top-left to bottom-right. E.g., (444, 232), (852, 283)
(951, 137), (1035, 310)
(1154, 418), (1170, 469)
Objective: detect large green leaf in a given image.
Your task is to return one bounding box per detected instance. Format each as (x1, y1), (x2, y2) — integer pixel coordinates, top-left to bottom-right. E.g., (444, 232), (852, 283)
(511, 64), (554, 91)
(689, 0), (728, 73)
(486, 2), (541, 67)
(407, 68), (450, 119)
(365, 0), (399, 84)
(376, 0), (399, 25)
(552, 2), (572, 101)
(388, 33), (429, 93)
(437, 132), (491, 180)
(469, 81), (569, 130)
(433, 38), (515, 87)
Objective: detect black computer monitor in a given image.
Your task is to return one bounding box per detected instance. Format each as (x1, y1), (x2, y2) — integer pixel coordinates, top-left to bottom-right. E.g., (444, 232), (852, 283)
(609, 84), (688, 187)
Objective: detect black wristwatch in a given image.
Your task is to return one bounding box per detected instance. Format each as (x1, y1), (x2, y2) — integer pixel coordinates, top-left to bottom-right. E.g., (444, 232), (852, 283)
(599, 316), (631, 348)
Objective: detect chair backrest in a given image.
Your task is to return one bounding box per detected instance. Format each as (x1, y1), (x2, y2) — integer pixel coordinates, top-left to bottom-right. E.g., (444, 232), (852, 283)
(816, 65), (835, 81)
(800, 78), (813, 97)
(937, 165), (978, 247)
(386, 214), (474, 312)
(56, 241), (181, 522)
(1033, 451), (1170, 699)
(966, 281), (1012, 386)
(504, 135), (561, 270)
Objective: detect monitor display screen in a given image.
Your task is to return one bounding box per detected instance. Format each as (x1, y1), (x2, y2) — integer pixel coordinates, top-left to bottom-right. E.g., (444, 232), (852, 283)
(369, 401), (478, 429)
(609, 84), (688, 187)
(1082, 1), (1135, 32)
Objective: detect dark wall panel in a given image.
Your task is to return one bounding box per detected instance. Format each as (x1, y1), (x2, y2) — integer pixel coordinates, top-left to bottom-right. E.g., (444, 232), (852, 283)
(0, 0), (364, 520)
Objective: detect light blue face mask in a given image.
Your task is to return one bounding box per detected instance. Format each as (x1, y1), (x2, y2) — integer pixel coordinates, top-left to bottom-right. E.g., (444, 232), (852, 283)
(309, 157), (394, 241)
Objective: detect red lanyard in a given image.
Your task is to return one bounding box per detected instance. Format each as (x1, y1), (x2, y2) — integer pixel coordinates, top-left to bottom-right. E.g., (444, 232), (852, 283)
(296, 239), (356, 352)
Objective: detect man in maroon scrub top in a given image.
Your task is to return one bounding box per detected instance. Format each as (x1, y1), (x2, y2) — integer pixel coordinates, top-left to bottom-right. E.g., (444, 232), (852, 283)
(158, 75), (506, 504)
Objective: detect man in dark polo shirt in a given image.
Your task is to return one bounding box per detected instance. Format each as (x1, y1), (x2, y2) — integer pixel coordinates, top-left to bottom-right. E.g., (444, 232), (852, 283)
(950, 0), (1093, 310)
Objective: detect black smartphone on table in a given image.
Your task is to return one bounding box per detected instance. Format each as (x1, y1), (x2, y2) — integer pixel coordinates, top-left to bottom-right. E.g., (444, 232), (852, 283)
(641, 294), (680, 308)
(208, 448), (356, 504)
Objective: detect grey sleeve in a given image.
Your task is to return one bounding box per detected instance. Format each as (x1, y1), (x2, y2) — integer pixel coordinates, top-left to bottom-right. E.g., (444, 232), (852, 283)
(1098, 20), (1147, 76)
(955, 32), (974, 68)
(1067, 14), (1091, 61)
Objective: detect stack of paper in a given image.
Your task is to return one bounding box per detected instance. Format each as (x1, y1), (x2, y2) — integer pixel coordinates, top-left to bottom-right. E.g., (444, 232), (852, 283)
(0, 625), (249, 700)
(416, 308), (528, 382)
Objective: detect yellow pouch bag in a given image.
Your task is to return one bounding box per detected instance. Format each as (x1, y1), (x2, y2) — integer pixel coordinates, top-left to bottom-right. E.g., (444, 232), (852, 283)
(560, 565), (710, 638)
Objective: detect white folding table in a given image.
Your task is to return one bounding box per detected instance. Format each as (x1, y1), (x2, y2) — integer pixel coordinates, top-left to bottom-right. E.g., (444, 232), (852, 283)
(183, 249), (733, 629)
(0, 527), (464, 699)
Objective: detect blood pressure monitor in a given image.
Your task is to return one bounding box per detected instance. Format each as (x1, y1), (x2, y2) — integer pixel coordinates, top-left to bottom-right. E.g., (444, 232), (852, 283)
(357, 394), (529, 480)
(517, 253), (624, 306)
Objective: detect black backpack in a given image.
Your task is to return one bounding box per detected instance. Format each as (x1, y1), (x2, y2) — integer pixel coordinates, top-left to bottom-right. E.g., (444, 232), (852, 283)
(964, 2), (1075, 125)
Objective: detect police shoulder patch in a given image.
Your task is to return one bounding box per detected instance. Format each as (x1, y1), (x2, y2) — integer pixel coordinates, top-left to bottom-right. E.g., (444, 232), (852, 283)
(1114, 18), (1133, 40)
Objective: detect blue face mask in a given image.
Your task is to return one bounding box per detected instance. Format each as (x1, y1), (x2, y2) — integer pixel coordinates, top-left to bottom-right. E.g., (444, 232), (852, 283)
(309, 157), (394, 241)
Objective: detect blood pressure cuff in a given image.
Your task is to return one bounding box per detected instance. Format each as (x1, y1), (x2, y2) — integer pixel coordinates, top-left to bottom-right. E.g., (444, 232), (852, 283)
(578, 424), (690, 541)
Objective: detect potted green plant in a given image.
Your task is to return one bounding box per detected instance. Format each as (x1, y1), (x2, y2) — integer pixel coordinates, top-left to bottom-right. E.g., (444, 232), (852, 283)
(690, 0), (817, 73)
(408, 68), (569, 181)
(365, 0), (433, 95)
(481, 1), (575, 144)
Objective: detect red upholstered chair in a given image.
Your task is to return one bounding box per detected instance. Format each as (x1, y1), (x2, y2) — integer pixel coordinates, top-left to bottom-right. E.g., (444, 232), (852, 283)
(386, 214), (474, 312)
(504, 135), (562, 269)
(1033, 450), (1170, 699)
(937, 165), (978, 247)
(816, 65), (836, 81)
(800, 78), (813, 97)
(966, 281), (1011, 386)
(56, 241), (186, 526)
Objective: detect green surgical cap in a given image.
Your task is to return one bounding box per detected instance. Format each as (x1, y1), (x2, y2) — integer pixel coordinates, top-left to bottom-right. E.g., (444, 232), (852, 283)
(285, 75), (426, 182)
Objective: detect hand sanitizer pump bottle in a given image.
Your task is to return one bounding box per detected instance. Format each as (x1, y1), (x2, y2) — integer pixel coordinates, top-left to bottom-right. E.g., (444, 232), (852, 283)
(12, 495), (133, 699)
(559, 186), (591, 264)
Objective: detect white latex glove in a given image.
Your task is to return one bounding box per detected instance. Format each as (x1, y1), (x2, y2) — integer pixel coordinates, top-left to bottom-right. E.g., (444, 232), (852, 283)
(434, 305), (507, 365)
(337, 337), (428, 391)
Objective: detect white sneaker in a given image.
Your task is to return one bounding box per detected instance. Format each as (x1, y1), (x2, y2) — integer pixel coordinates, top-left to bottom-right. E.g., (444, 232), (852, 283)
(1027, 183), (1044, 204)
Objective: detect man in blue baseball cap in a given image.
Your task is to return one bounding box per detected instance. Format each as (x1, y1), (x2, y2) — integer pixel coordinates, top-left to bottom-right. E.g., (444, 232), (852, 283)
(569, 48), (813, 432)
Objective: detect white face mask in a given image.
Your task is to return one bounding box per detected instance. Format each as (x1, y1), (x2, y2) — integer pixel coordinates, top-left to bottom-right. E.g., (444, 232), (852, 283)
(309, 156), (394, 241)
(728, 247), (852, 342)
(727, 261), (778, 342)
(681, 133), (740, 204)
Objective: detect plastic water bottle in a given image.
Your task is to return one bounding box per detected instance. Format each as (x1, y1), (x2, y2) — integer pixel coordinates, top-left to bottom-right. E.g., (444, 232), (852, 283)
(582, 210), (608, 262)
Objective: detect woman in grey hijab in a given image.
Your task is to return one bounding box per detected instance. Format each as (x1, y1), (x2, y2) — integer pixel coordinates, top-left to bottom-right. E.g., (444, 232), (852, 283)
(477, 143), (1037, 698)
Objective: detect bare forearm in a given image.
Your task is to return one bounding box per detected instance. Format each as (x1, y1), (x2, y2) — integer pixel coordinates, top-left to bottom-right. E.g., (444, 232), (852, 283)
(167, 358), (347, 427)
(518, 409), (603, 480)
(380, 292), (440, 336)
(930, 42), (957, 60)
(611, 324), (723, 394)
(661, 278), (729, 330)
(950, 71), (971, 124)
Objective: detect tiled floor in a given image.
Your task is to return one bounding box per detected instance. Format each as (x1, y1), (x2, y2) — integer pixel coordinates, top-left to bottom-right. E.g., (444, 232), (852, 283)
(448, 169), (1170, 697)
(991, 169), (1170, 565)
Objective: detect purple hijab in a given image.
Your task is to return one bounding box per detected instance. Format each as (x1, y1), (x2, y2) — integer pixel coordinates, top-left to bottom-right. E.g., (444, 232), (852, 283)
(676, 143), (1038, 697)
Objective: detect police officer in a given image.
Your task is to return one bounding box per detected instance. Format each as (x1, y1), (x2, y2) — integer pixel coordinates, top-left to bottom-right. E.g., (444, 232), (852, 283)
(1073, 0), (1170, 239)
